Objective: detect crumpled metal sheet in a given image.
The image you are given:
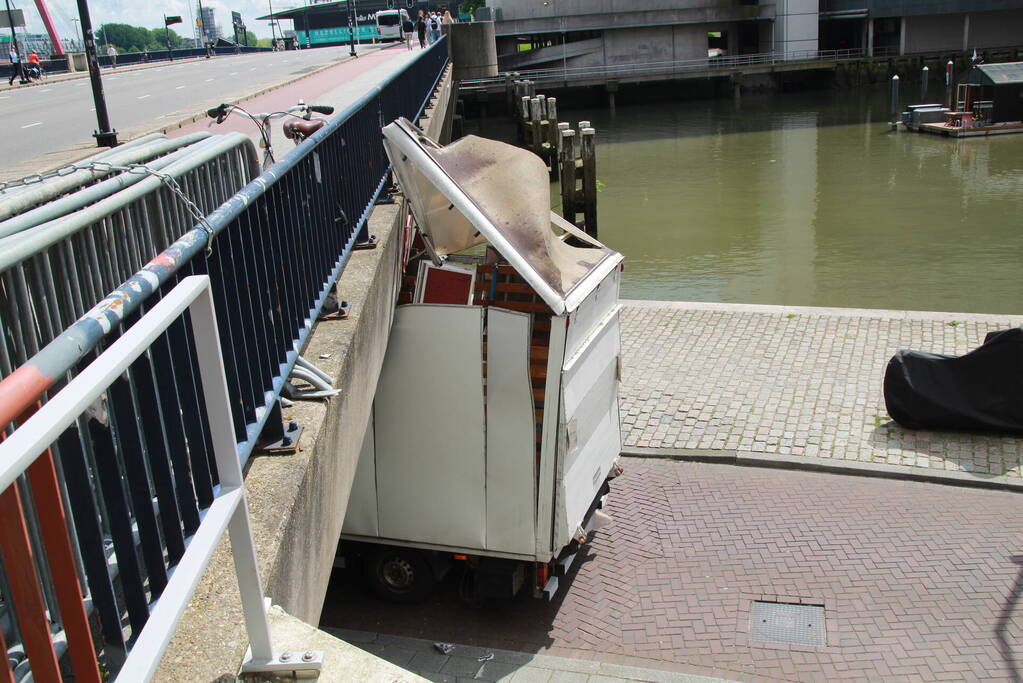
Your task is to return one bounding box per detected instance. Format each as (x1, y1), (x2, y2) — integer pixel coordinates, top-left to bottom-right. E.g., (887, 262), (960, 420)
(383, 119), (610, 301)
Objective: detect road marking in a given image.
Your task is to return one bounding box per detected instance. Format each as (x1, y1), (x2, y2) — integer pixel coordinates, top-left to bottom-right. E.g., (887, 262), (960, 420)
(0, 96), (8, 100)
(75, 82), (86, 87)
(90, 107), (95, 112)
(21, 121), (42, 128)
(229, 72), (238, 76)
(204, 78), (214, 82)
(175, 85), (186, 89)
(138, 94), (151, 100)
(39, 88), (50, 92)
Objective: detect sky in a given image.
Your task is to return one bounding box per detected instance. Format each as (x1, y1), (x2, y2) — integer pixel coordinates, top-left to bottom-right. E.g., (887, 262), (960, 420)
(16, 0), (295, 42)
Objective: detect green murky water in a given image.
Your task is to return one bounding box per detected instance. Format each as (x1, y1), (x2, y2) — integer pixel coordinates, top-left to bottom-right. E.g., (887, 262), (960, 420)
(550, 91), (1023, 313)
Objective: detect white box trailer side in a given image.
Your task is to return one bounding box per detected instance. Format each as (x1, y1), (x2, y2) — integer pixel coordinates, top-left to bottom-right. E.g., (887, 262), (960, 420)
(338, 119), (624, 602)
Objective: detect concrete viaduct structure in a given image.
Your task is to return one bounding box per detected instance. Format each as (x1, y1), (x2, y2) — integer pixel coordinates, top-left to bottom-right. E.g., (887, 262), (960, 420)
(483, 0), (1023, 73)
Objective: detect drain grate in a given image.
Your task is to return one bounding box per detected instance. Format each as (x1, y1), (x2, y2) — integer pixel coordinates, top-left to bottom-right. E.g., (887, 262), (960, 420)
(749, 601), (825, 647)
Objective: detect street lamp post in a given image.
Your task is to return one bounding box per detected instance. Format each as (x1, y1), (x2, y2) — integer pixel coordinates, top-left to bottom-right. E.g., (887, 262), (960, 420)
(346, 0), (356, 57)
(74, 0), (117, 146)
(4, 0), (27, 84)
(268, 0), (278, 46)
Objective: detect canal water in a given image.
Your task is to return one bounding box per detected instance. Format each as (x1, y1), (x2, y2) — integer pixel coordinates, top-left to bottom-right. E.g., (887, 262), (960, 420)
(530, 90), (1023, 314)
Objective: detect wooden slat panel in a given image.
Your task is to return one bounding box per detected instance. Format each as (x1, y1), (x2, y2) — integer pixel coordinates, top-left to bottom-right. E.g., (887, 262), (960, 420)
(27, 448), (103, 683)
(490, 300), (551, 314)
(0, 486), (62, 682)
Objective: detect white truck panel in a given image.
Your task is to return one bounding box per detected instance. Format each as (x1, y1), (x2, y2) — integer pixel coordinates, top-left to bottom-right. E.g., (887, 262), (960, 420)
(485, 308), (537, 555)
(373, 305), (487, 549)
(566, 267), (620, 361)
(535, 315), (567, 558)
(342, 408), (379, 537)
(556, 311), (622, 547)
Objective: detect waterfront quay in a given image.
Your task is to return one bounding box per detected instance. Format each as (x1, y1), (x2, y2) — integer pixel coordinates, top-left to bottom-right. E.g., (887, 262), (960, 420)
(619, 301), (1023, 484)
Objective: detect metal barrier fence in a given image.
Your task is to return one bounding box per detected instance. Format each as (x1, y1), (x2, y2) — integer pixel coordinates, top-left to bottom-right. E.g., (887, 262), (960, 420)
(0, 46), (271, 79)
(0, 133), (261, 376)
(0, 276), (312, 681)
(0, 36), (449, 680)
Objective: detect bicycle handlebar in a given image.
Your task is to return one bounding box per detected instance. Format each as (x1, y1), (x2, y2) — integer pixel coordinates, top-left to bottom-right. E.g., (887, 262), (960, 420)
(308, 105), (334, 115)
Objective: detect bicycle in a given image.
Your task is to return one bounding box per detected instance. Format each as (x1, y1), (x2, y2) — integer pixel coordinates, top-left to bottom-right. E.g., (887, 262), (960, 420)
(206, 100), (335, 170)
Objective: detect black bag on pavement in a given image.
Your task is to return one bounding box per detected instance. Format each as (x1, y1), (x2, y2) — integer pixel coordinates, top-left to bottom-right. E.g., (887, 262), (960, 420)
(883, 327), (1023, 433)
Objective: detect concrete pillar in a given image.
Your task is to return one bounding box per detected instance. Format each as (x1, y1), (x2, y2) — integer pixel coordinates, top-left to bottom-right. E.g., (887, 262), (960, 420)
(866, 19), (874, 58)
(962, 14), (970, 53)
(899, 17), (906, 56)
(448, 22), (498, 81)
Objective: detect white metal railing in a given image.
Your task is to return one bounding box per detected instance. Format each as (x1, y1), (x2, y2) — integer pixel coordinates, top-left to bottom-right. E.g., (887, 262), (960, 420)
(461, 48), (868, 89)
(0, 276), (322, 680)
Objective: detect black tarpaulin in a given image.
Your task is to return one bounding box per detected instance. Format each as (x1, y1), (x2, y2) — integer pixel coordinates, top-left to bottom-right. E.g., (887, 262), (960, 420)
(883, 328), (1023, 433)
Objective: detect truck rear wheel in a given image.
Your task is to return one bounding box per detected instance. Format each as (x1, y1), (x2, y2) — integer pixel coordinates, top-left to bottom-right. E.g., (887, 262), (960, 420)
(365, 547), (436, 604)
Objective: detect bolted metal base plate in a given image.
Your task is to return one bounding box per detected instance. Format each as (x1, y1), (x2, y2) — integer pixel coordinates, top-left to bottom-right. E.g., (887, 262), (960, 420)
(749, 601), (825, 647)
(240, 650), (324, 675)
(256, 422), (303, 455)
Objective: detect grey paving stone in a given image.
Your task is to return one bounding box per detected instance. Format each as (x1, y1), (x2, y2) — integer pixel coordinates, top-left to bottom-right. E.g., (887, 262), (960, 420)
(618, 303), (1023, 479)
(507, 666), (553, 682)
(441, 654), (488, 677)
(410, 650), (452, 674)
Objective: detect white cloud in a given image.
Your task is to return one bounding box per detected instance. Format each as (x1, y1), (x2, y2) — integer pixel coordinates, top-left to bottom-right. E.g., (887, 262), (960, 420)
(17, 0), (290, 42)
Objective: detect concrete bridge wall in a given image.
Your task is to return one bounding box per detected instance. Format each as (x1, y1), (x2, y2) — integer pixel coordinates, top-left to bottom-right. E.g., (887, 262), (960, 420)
(155, 67), (456, 682)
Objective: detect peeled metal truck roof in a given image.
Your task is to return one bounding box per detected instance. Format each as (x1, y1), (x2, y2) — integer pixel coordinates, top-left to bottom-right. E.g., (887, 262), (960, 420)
(382, 118), (621, 315)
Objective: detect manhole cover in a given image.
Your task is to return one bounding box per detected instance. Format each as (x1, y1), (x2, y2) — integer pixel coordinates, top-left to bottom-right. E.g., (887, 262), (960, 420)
(749, 601), (825, 646)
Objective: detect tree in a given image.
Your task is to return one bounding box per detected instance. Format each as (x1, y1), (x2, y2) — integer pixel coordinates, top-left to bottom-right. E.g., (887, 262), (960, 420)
(97, 22), (184, 53)
(460, 0), (485, 15)
(244, 30), (258, 46)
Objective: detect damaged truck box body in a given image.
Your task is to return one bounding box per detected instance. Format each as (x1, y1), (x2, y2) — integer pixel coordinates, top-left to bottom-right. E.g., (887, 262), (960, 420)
(340, 119), (623, 602)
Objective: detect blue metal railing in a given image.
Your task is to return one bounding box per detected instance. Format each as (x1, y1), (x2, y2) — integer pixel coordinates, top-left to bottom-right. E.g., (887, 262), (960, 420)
(0, 37), (449, 680)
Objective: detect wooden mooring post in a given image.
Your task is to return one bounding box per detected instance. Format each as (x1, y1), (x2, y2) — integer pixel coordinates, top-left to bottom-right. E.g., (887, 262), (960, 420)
(506, 88), (598, 235)
(558, 126), (599, 238)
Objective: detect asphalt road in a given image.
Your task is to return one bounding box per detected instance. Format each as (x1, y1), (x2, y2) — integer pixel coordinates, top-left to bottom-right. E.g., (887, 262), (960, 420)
(0, 47), (369, 171)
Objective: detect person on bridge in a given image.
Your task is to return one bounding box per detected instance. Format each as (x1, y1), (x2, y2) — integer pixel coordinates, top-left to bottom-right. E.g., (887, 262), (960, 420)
(416, 11), (426, 49)
(402, 15), (414, 50)
(106, 44), (118, 68)
(8, 45), (27, 86)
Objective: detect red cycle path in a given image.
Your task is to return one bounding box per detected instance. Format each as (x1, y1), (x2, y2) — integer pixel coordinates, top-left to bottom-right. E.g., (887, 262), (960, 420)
(170, 44), (412, 142)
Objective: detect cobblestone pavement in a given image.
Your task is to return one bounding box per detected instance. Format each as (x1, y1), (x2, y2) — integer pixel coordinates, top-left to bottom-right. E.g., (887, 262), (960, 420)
(321, 458), (1023, 682)
(619, 301), (1023, 478)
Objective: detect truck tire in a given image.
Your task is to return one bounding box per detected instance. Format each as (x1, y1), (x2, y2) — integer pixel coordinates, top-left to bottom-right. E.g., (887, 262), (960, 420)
(365, 547), (436, 604)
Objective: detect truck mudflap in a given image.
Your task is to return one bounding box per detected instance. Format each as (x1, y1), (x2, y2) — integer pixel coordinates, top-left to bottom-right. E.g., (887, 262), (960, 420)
(537, 478), (614, 600)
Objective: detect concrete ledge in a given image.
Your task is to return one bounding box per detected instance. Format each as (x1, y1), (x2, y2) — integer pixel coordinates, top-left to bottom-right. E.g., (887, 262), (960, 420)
(621, 298), (1023, 323)
(622, 446), (1023, 493)
(252, 606), (426, 682)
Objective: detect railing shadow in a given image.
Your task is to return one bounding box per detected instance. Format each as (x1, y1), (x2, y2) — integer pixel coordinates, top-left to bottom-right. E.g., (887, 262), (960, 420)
(996, 555), (1023, 683)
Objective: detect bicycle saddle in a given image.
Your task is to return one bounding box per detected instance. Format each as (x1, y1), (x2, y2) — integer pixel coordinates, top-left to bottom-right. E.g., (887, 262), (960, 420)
(283, 119), (326, 141)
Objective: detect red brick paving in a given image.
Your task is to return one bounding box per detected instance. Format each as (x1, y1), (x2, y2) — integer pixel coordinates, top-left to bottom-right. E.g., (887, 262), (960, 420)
(320, 458), (1023, 681)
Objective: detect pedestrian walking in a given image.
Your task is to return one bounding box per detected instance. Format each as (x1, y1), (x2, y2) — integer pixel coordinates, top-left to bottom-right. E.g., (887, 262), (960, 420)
(415, 11), (427, 49)
(402, 15), (414, 51)
(427, 12), (441, 45)
(106, 44), (117, 68)
(7, 45), (26, 85)
(442, 10), (454, 25)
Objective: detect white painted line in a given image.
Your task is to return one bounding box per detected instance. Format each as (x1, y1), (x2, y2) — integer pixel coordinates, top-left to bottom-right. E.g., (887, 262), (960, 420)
(0, 95), (8, 100)
(204, 78), (214, 82)
(21, 121), (42, 129)
(175, 85), (186, 89)
(229, 72), (238, 76)
(138, 94), (151, 100)
(75, 82), (86, 87)
(39, 88), (50, 92)
(90, 107), (96, 112)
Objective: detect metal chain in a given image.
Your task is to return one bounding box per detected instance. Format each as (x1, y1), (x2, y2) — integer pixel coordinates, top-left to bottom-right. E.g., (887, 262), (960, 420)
(0, 161), (218, 255)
